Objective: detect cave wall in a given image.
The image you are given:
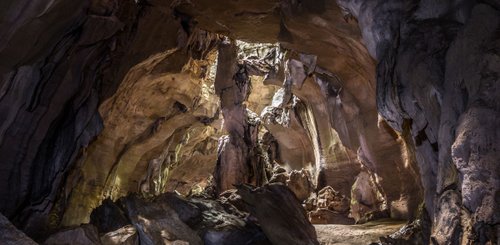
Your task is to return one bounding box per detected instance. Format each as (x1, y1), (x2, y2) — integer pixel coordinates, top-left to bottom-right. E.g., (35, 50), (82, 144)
(0, 0), (221, 237)
(61, 45), (220, 226)
(0, 0), (419, 230)
(0, 0), (498, 243)
(178, 0), (499, 241)
(0, 0), (123, 237)
(337, 0), (500, 242)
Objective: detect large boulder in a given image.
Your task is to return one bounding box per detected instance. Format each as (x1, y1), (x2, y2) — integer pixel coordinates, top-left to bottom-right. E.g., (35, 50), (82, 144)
(350, 171), (388, 223)
(90, 198), (130, 234)
(80, 192), (270, 245)
(237, 183), (319, 245)
(122, 194), (203, 245)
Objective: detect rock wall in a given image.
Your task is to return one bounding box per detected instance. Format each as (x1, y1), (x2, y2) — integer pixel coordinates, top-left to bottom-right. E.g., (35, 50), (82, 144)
(61, 46), (220, 226)
(0, 0), (131, 238)
(212, 39), (264, 193)
(337, 0), (500, 243)
(0, 0), (221, 238)
(0, 0), (497, 243)
(176, 0), (424, 219)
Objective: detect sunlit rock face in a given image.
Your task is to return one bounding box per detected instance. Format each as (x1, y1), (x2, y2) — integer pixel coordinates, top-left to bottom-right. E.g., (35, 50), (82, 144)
(0, 0), (498, 243)
(176, 0), (423, 220)
(349, 170), (388, 223)
(61, 46), (220, 226)
(163, 126), (220, 195)
(0, 0), (224, 235)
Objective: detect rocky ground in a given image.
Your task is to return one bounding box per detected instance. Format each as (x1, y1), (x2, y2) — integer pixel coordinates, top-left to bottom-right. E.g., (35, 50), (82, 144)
(315, 220), (405, 245)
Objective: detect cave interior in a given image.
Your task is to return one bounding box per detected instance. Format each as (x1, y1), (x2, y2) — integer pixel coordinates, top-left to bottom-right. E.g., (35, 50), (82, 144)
(0, 0), (499, 244)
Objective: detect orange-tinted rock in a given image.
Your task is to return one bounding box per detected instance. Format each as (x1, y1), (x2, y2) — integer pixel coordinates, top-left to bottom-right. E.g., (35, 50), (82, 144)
(286, 169), (314, 201)
(307, 186), (353, 225)
(350, 171), (387, 223)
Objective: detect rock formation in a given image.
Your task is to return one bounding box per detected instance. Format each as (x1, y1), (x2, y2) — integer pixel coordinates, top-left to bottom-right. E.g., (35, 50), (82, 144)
(0, 0), (498, 244)
(237, 183), (319, 245)
(307, 186), (354, 225)
(212, 39), (263, 193)
(45, 192), (272, 245)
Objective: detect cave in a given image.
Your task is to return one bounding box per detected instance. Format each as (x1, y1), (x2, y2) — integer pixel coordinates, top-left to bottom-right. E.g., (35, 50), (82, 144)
(0, 0), (499, 244)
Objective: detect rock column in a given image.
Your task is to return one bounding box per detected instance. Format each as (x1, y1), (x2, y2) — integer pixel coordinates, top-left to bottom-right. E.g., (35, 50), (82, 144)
(213, 39), (264, 193)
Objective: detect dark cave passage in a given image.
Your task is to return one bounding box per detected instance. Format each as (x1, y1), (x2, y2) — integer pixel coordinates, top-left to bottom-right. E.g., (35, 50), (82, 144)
(0, 0), (499, 244)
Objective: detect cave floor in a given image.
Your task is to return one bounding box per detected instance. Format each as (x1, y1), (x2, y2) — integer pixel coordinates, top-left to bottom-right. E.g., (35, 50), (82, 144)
(314, 219), (406, 245)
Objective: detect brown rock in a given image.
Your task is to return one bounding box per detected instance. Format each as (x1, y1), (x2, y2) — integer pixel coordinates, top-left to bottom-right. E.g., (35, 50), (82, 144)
(317, 186), (350, 213)
(218, 189), (247, 213)
(237, 183), (319, 245)
(307, 186), (353, 224)
(90, 198), (130, 234)
(100, 225), (138, 245)
(350, 171), (387, 223)
(286, 169), (314, 201)
(309, 209), (354, 225)
(122, 195), (203, 245)
(44, 224), (101, 245)
(269, 172), (288, 184)
(213, 39), (267, 194)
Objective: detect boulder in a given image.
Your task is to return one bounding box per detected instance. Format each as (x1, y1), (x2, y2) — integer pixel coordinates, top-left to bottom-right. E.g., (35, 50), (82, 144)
(237, 183), (319, 245)
(307, 186), (354, 224)
(317, 186), (350, 213)
(44, 224), (101, 245)
(86, 192), (270, 245)
(269, 172), (288, 184)
(350, 171), (388, 223)
(218, 189), (248, 213)
(100, 225), (138, 245)
(90, 198), (130, 234)
(286, 169), (314, 201)
(122, 194), (202, 245)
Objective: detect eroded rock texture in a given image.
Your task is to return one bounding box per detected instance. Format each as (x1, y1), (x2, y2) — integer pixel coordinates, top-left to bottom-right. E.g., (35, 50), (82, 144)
(213, 39), (264, 193)
(307, 186), (354, 225)
(62, 192), (270, 245)
(338, 1), (500, 243)
(61, 45), (220, 226)
(0, 0), (129, 238)
(0, 0), (498, 244)
(0, 0), (223, 237)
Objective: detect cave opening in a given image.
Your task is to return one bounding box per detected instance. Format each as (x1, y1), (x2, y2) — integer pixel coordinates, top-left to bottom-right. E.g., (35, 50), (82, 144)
(0, 0), (499, 245)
